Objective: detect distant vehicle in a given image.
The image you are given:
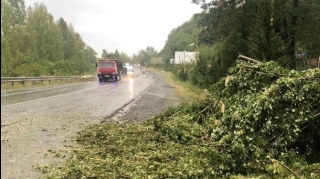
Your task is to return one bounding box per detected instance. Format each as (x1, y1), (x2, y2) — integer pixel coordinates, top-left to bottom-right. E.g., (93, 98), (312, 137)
(124, 63), (130, 67)
(96, 59), (127, 82)
(126, 65), (134, 78)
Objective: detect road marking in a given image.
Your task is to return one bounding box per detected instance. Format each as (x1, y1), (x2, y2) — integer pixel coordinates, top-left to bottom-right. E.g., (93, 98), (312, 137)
(1, 84), (115, 108)
(145, 92), (179, 100)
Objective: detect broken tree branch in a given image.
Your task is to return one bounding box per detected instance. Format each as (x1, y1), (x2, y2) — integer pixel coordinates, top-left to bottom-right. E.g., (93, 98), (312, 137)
(197, 100), (219, 123)
(238, 55), (263, 64)
(270, 159), (303, 179)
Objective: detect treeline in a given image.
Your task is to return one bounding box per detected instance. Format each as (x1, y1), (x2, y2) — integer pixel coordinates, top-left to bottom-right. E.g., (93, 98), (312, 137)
(131, 46), (158, 66)
(1, 0), (97, 77)
(157, 0), (320, 88)
(99, 49), (131, 63)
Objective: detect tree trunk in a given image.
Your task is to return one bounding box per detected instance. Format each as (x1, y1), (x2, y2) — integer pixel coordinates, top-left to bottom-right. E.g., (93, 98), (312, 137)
(288, 0), (299, 69)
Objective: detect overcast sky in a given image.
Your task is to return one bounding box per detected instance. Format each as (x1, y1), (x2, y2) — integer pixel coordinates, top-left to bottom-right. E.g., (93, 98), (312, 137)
(24, 0), (202, 57)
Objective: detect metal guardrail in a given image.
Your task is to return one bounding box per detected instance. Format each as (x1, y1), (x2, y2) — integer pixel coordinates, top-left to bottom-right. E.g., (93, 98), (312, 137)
(1, 75), (96, 86)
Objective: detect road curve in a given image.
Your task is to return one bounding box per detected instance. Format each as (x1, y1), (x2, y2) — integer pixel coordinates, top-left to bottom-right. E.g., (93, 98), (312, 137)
(1, 67), (153, 179)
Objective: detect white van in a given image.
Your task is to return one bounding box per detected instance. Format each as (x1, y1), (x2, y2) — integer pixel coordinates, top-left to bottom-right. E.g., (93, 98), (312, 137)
(126, 65), (134, 78)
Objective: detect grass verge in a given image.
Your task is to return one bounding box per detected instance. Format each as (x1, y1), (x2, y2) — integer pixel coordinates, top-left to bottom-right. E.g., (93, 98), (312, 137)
(145, 67), (206, 103)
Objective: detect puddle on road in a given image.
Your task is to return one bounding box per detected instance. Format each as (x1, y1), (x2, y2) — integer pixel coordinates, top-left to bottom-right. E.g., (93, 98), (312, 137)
(101, 74), (155, 124)
(102, 92), (144, 124)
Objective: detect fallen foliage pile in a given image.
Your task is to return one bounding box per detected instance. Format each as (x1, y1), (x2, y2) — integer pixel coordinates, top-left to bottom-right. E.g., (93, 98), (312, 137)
(38, 60), (320, 179)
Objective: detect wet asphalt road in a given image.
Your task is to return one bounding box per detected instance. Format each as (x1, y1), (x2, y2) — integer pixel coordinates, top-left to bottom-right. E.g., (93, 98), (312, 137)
(1, 67), (153, 126)
(1, 67), (155, 179)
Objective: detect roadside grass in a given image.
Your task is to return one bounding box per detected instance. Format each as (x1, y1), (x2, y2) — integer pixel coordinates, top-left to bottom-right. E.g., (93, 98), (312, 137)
(145, 67), (206, 103)
(1, 77), (96, 91)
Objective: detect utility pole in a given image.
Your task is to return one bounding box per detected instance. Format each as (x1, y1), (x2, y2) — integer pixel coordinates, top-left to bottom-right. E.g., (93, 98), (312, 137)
(196, 37), (199, 61)
(182, 43), (195, 81)
(183, 50), (186, 81)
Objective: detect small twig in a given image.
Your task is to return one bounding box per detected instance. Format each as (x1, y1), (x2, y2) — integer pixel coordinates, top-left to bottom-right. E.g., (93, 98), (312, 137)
(301, 121), (315, 131)
(270, 159), (303, 179)
(265, 132), (284, 150)
(255, 71), (267, 75)
(197, 143), (230, 147)
(238, 55), (263, 64)
(314, 112), (320, 118)
(204, 89), (213, 96)
(199, 100), (219, 114)
(196, 100), (219, 123)
(267, 132), (284, 142)
(178, 141), (230, 147)
(225, 76), (236, 86)
(297, 77), (320, 81)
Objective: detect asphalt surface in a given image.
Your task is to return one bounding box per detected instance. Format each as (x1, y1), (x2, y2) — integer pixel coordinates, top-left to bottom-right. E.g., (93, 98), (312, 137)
(104, 70), (180, 123)
(1, 67), (180, 179)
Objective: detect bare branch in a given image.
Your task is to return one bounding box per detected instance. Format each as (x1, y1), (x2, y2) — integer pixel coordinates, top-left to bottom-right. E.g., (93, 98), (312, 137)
(238, 55), (263, 64)
(270, 159), (303, 179)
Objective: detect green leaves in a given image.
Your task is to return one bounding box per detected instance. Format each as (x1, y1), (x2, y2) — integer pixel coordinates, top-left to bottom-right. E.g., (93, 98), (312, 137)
(38, 61), (320, 178)
(1, 1), (97, 77)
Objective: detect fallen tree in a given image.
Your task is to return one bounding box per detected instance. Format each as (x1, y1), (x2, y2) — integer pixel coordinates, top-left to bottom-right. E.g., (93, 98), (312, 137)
(37, 58), (320, 179)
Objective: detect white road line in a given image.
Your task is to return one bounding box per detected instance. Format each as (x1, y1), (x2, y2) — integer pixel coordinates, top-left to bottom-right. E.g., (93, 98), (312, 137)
(145, 92), (179, 100)
(1, 84), (114, 108)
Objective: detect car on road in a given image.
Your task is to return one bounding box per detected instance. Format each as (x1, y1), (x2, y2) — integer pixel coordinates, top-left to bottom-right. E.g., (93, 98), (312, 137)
(126, 66), (134, 78)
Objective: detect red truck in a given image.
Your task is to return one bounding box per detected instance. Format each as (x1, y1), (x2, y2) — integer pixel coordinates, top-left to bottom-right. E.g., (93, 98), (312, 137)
(96, 59), (127, 82)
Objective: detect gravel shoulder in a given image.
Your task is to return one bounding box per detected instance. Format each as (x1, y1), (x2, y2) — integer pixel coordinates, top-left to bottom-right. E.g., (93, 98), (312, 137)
(103, 70), (180, 123)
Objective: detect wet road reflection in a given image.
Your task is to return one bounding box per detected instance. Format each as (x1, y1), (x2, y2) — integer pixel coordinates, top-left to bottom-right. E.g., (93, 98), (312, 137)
(129, 78), (134, 99)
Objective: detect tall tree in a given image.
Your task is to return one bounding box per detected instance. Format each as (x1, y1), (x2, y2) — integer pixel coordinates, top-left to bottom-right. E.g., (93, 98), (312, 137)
(26, 2), (63, 63)
(194, 0), (320, 69)
(101, 49), (108, 59)
(1, 0), (97, 76)
(114, 49), (120, 59)
(160, 14), (201, 64)
(119, 52), (131, 63)
(1, 0), (31, 76)
(57, 17), (70, 60)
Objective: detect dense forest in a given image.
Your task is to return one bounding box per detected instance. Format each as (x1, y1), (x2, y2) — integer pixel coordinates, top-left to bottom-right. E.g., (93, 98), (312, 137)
(131, 46), (159, 65)
(1, 0), (99, 77)
(1, 0), (135, 77)
(156, 0), (320, 88)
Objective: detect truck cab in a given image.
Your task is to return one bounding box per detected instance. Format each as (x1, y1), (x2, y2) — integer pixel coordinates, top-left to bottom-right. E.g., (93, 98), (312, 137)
(97, 60), (123, 82)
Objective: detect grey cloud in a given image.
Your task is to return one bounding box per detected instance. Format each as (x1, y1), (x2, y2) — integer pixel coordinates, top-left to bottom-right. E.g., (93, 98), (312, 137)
(80, 31), (122, 54)
(25, 0), (104, 23)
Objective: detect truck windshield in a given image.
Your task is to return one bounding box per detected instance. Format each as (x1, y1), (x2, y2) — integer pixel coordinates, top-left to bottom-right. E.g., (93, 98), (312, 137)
(98, 62), (115, 67)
